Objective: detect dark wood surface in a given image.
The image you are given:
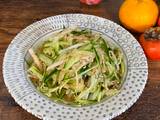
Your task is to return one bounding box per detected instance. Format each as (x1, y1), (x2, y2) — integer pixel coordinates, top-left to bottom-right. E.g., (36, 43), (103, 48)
(0, 0), (160, 120)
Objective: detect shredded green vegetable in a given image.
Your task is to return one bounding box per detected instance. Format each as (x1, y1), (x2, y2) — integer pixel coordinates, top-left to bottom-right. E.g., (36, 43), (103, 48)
(27, 27), (125, 106)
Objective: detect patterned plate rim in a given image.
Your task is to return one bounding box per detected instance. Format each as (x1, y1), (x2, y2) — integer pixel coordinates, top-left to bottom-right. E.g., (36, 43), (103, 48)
(3, 13), (148, 120)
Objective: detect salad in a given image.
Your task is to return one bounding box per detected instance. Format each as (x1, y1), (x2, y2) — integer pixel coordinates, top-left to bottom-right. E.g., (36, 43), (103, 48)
(27, 27), (125, 106)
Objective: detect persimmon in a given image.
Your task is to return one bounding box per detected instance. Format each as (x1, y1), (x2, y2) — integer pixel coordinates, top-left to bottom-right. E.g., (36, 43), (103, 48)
(139, 27), (160, 60)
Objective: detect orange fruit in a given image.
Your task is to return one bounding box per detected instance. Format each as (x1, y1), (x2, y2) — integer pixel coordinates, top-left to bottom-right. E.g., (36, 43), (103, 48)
(119, 0), (159, 33)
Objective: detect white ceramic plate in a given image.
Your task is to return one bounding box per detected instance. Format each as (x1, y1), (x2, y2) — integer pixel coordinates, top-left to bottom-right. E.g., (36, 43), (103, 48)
(3, 14), (148, 120)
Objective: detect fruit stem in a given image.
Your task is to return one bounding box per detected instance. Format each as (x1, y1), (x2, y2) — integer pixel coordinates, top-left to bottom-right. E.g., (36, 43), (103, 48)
(156, 0), (160, 5)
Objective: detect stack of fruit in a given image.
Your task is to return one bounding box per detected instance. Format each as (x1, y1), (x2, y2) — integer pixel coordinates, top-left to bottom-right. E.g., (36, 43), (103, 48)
(119, 0), (160, 60)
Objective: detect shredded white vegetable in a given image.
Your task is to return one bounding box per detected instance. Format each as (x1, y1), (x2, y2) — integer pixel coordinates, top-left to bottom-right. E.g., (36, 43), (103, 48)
(27, 27), (125, 106)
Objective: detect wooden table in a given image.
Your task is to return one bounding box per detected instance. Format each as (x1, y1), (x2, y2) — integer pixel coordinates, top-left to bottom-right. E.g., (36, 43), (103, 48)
(0, 0), (160, 120)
